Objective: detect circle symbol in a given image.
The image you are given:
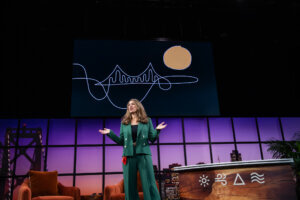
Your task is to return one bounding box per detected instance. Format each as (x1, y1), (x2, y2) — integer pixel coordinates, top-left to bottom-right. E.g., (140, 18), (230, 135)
(163, 45), (192, 70)
(199, 174), (210, 187)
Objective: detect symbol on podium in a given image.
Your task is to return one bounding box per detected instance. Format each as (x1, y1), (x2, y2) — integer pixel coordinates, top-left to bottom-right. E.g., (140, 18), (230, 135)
(215, 173), (227, 186)
(199, 174), (210, 187)
(251, 172), (265, 184)
(233, 173), (245, 186)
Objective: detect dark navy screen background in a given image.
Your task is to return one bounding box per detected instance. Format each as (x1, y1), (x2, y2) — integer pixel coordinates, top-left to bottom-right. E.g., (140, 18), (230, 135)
(71, 40), (220, 117)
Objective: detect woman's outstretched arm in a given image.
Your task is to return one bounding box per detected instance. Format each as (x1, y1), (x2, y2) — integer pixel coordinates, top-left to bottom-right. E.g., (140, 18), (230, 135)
(99, 124), (124, 145)
(148, 118), (167, 143)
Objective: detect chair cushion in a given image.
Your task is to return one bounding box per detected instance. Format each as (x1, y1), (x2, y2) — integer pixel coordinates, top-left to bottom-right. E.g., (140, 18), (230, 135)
(29, 170), (58, 197)
(110, 193), (125, 200)
(32, 196), (73, 200)
(110, 193), (144, 200)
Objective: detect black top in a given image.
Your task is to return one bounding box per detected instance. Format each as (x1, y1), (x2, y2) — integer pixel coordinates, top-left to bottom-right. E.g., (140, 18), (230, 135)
(131, 125), (138, 143)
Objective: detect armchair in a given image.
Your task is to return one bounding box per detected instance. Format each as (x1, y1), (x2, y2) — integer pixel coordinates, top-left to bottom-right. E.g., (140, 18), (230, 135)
(103, 172), (159, 200)
(18, 178), (80, 200)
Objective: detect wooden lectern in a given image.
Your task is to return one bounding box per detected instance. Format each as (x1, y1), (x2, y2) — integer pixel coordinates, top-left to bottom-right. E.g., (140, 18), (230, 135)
(173, 159), (297, 200)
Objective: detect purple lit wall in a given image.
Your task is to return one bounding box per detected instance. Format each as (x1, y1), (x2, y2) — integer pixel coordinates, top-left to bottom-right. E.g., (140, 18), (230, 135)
(281, 117), (300, 140)
(209, 118), (234, 142)
(261, 144), (274, 159)
(48, 119), (75, 145)
(236, 144), (261, 161)
(158, 118), (183, 143)
(15, 148), (45, 175)
(77, 119), (103, 145)
(186, 145), (211, 165)
(257, 117), (283, 141)
(160, 145), (185, 169)
(184, 118), (209, 143)
(104, 118), (121, 145)
(19, 119), (48, 146)
(233, 118), (258, 142)
(0, 119), (18, 145)
(47, 147), (74, 173)
(2, 117), (300, 197)
(211, 144), (235, 162)
(76, 147), (103, 173)
(105, 146), (123, 172)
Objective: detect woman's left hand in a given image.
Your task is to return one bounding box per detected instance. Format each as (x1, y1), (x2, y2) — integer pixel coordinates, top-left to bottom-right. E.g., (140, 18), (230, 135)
(156, 122), (167, 130)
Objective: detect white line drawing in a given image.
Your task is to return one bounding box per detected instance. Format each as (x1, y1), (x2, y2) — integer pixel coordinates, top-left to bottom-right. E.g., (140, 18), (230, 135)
(72, 62), (199, 109)
(250, 172), (265, 184)
(199, 174), (210, 187)
(215, 173), (227, 186)
(233, 173), (245, 186)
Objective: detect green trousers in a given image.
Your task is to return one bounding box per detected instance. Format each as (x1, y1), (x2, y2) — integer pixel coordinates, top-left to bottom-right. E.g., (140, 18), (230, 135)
(122, 146), (161, 200)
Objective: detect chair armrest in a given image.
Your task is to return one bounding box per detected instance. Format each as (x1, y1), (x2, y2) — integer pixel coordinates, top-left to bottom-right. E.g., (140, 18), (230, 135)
(58, 182), (80, 200)
(18, 181), (31, 200)
(104, 184), (123, 200)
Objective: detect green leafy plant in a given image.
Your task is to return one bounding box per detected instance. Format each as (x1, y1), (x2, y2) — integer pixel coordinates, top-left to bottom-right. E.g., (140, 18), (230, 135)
(267, 140), (300, 174)
(267, 132), (300, 198)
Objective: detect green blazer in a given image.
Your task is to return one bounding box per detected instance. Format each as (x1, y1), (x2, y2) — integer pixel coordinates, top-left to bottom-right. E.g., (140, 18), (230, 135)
(107, 118), (160, 156)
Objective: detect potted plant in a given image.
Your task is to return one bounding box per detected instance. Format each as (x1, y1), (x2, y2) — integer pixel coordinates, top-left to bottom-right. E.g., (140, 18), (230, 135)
(267, 132), (300, 198)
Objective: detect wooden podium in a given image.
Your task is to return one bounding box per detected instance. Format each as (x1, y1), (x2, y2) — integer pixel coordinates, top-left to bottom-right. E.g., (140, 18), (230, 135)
(173, 159), (297, 200)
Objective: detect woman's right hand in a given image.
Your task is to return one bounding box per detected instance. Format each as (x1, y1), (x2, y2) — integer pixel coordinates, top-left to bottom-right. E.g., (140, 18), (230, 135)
(99, 128), (110, 135)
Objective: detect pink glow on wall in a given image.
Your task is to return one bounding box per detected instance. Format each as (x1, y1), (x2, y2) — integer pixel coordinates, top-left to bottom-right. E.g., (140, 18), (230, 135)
(47, 147), (74, 173)
(237, 144), (261, 161)
(186, 145), (211, 165)
(105, 146), (123, 172)
(160, 145), (184, 169)
(150, 145), (158, 167)
(211, 144), (235, 163)
(58, 176), (73, 186)
(105, 174), (123, 187)
(76, 175), (102, 195)
(76, 147), (103, 173)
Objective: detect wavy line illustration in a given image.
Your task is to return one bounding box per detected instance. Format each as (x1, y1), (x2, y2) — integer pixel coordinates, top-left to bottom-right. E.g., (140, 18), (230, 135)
(251, 179), (265, 184)
(251, 176), (265, 180)
(250, 172), (264, 177)
(72, 62), (199, 109)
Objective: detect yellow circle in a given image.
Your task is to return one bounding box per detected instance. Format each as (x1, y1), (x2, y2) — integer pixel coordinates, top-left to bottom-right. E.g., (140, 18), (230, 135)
(163, 45), (192, 70)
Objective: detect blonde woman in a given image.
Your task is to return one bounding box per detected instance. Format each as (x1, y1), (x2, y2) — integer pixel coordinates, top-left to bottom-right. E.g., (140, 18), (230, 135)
(99, 99), (167, 200)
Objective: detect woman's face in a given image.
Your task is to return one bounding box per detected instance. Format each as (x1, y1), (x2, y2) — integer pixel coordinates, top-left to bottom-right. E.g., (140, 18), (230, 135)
(127, 100), (138, 114)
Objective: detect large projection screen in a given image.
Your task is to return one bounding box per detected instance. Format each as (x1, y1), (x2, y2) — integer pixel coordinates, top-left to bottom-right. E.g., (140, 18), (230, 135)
(71, 40), (220, 117)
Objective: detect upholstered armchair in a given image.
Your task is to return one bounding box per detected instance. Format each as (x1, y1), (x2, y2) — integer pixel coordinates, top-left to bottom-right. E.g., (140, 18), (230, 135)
(103, 172), (159, 200)
(18, 178), (80, 200)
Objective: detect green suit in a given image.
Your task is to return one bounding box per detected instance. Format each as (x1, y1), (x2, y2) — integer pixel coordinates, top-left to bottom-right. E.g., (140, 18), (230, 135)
(107, 118), (161, 200)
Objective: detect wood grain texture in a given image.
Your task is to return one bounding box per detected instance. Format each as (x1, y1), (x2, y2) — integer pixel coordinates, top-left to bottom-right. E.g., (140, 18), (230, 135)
(179, 165), (297, 200)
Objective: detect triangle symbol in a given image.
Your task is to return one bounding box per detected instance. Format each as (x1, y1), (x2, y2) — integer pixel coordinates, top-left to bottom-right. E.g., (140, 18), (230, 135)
(233, 173), (245, 185)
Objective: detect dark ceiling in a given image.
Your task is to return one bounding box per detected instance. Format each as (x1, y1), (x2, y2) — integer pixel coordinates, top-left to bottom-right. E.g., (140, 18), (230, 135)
(1, 0), (299, 117)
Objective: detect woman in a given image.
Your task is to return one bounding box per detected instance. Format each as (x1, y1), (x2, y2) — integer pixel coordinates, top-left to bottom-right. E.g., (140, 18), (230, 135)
(99, 99), (167, 200)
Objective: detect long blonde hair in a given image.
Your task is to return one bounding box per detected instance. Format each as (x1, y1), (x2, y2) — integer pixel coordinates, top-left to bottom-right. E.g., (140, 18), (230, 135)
(121, 99), (148, 125)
